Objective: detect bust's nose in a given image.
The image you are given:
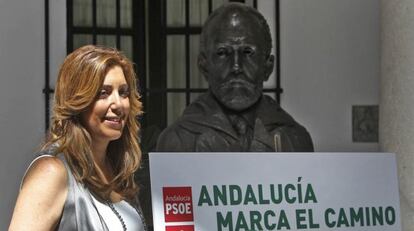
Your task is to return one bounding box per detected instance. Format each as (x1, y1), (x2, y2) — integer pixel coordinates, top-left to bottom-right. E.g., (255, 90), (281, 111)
(231, 50), (242, 74)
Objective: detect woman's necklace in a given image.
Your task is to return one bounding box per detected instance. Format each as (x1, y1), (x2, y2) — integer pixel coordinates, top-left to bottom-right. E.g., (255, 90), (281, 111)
(102, 161), (127, 230)
(106, 201), (127, 231)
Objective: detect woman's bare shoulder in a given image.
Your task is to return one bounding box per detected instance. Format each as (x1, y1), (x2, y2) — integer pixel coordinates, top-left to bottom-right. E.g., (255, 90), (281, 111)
(9, 156), (68, 230)
(22, 155), (67, 189)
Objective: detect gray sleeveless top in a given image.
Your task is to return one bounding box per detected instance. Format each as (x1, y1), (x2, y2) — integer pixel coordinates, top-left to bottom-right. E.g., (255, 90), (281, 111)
(29, 150), (147, 231)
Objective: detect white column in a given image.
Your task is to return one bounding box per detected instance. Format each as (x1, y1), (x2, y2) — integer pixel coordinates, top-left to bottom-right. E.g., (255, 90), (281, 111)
(380, 1), (414, 230)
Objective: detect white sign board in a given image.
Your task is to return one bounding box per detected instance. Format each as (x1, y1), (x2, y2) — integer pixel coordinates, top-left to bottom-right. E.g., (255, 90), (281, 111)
(149, 153), (401, 231)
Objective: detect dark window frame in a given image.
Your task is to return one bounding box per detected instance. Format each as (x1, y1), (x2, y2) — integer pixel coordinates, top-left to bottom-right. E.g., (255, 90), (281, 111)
(66, 0), (147, 101)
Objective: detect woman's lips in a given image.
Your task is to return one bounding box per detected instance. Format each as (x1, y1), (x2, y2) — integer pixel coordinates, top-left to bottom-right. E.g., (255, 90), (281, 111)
(104, 117), (122, 129)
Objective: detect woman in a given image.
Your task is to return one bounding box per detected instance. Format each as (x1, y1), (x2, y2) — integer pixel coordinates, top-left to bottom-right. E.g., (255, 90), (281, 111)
(9, 45), (147, 230)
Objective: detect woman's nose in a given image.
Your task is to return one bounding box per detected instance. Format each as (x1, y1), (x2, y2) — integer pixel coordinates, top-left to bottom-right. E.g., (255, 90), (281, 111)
(110, 92), (123, 112)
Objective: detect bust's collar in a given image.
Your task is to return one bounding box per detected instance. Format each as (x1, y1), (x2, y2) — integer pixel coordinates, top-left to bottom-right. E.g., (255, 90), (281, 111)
(180, 92), (297, 136)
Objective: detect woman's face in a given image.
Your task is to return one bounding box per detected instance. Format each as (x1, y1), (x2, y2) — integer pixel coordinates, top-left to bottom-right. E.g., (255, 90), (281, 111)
(81, 65), (130, 145)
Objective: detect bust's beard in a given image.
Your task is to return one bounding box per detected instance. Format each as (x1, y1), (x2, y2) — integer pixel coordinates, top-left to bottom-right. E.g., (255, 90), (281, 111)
(213, 83), (262, 112)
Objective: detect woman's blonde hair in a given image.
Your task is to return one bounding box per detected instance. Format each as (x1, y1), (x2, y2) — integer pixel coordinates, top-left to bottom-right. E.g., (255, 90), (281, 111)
(44, 45), (143, 200)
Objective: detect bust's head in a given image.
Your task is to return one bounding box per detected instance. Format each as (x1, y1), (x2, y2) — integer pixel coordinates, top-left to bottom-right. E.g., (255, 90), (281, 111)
(199, 3), (274, 111)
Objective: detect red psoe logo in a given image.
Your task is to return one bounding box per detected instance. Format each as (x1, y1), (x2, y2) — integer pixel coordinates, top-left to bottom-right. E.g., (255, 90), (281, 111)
(166, 225), (195, 231)
(163, 187), (194, 222)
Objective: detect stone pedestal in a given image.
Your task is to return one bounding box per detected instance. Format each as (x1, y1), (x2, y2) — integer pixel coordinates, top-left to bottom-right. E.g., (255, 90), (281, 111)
(380, 1), (414, 230)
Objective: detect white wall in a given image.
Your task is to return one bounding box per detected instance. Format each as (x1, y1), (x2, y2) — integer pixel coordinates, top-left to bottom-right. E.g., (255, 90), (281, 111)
(49, 0), (67, 88)
(0, 0), (45, 227)
(0, 0), (66, 227)
(279, 0), (380, 151)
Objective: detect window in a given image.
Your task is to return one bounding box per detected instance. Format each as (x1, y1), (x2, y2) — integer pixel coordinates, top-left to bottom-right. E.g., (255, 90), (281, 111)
(66, 0), (146, 96)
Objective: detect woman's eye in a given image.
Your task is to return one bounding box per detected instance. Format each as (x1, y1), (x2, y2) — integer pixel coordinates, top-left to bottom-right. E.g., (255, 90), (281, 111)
(98, 89), (111, 99)
(98, 90), (110, 99)
(119, 85), (130, 98)
(120, 89), (130, 98)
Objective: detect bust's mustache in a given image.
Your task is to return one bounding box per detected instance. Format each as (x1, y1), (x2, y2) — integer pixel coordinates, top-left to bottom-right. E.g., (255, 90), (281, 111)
(219, 75), (257, 90)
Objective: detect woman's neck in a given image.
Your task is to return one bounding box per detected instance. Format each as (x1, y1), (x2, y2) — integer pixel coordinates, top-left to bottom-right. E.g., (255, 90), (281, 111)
(91, 139), (112, 183)
(90, 139), (123, 202)
(92, 144), (108, 167)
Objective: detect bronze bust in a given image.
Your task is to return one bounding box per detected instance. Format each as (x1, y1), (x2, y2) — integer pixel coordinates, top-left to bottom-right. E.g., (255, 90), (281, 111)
(156, 3), (313, 152)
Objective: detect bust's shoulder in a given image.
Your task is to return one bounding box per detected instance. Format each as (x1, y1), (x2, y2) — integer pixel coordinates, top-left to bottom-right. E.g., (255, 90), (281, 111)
(156, 122), (194, 151)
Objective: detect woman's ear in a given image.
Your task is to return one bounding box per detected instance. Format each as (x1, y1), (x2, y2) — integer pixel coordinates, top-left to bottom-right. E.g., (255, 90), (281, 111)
(264, 54), (275, 81)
